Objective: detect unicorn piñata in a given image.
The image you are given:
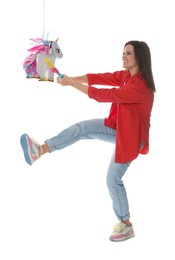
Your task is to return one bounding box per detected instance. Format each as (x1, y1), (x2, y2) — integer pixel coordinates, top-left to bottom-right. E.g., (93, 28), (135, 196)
(23, 38), (63, 82)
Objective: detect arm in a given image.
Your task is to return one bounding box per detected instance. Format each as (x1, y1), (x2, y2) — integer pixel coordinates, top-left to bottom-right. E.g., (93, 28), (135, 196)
(56, 71), (124, 96)
(87, 71), (125, 86)
(56, 73), (152, 104)
(57, 75), (88, 95)
(70, 75), (88, 84)
(88, 81), (153, 104)
(70, 71), (124, 86)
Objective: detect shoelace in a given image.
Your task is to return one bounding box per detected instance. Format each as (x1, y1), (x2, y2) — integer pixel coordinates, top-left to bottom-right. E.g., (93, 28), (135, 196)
(31, 138), (43, 156)
(113, 222), (125, 232)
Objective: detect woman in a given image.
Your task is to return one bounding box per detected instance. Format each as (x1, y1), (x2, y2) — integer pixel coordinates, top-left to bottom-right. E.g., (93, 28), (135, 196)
(20, 40), (155, 241)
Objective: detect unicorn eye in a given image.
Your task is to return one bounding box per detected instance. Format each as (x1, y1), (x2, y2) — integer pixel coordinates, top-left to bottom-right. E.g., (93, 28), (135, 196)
(56, 48), (60, 53)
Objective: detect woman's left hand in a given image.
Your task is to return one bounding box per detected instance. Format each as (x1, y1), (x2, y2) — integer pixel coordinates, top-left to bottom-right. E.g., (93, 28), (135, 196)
(57, 75), (74, 86)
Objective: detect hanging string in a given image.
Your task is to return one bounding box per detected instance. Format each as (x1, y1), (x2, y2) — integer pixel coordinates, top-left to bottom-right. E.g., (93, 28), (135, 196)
(42, 0), (45, 39)
(42, 0), (49, 41)
(42, 0), (49, 42)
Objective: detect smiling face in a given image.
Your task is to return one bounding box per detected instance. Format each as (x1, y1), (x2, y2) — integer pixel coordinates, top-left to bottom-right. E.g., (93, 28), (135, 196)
(122, 44), (139, 76)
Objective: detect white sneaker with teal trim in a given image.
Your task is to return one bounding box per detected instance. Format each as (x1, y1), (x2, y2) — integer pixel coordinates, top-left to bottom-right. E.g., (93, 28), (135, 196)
(20, 134), (42, 165)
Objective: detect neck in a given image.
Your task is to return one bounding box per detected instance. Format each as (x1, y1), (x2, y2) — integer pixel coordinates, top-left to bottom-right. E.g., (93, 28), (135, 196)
(129, 65), (139, 76)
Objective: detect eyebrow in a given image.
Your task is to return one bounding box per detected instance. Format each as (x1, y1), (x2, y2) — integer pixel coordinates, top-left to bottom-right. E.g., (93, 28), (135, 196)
(123, 51), (132, 54)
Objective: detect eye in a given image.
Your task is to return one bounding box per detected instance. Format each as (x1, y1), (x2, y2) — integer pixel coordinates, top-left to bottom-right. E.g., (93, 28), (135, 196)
(56, 48), (60, 53)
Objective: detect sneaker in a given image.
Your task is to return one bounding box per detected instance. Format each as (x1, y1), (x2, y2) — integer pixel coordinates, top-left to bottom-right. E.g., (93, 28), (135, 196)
(20, 133), (42, 165)
(110, 222), (135, 242)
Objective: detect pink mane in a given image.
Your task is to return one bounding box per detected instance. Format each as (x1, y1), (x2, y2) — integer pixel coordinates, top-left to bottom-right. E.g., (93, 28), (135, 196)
(23, 38), (54, 78)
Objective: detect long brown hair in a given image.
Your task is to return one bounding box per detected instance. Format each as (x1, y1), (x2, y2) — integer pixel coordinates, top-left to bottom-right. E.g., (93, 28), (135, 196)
(125, 41), (156, 92)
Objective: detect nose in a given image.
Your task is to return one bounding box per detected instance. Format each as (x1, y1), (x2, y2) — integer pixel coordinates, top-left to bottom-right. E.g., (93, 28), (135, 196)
(122, 56), (126, 61)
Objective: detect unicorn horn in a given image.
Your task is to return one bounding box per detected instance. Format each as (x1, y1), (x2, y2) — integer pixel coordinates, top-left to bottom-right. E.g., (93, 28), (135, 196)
(55, 38), (59, 42)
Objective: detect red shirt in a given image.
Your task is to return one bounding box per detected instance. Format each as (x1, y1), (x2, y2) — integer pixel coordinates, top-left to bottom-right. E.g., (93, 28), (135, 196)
(87, 70), (154, 163)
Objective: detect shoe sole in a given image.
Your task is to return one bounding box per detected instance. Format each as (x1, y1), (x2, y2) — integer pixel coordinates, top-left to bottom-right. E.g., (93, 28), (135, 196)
(20, 134), (32, 165)
(110, 233), (135, 242)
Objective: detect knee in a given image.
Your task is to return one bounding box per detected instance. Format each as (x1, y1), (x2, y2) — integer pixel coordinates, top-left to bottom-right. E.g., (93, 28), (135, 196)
(106, 161), (131, 191)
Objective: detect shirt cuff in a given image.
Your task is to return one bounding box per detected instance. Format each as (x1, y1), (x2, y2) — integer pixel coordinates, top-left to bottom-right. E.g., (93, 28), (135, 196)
(88, 85), (97, 99)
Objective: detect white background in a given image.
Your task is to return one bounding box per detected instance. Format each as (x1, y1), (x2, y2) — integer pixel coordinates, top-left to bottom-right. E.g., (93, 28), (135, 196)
(0, 0), (175, 259)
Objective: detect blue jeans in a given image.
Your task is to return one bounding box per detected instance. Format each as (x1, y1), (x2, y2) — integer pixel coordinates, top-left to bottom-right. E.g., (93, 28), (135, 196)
(45, 119), (131, 221)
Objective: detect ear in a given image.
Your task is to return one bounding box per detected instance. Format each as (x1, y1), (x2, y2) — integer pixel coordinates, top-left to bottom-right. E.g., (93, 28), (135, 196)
(55, 38), (59, 42)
